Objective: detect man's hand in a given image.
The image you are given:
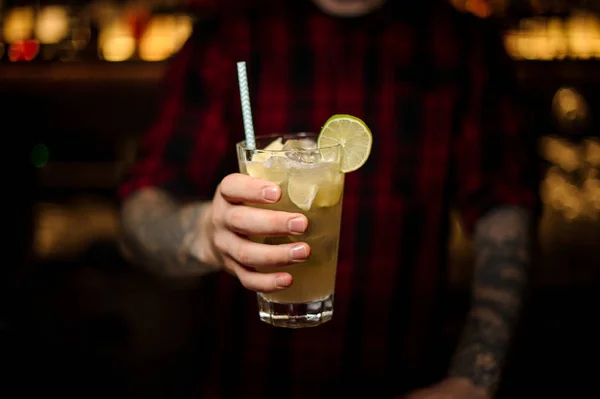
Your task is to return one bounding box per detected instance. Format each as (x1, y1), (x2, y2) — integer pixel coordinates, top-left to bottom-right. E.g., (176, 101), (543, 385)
(402, 378), (489, 399)
(198, 173), (310, 292)
(121, 174), (310, 283)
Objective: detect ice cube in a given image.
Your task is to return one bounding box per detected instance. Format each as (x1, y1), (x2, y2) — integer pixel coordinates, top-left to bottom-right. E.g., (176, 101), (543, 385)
(283, 139), (321, 164)
(289, 149), (322, 164)
(282, 138), (316, 151)
(263, 156), (290, 182)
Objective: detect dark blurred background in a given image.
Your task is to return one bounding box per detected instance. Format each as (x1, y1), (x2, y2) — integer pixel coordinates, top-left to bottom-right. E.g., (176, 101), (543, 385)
(1, 0), (599, 397)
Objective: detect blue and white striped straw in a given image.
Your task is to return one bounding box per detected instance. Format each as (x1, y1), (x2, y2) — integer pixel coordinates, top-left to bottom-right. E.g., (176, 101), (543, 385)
(236, 61), (256, 150)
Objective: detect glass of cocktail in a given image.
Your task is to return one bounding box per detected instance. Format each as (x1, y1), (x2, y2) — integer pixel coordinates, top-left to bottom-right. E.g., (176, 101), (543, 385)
(235, 57), (371, 329)
(237, 133), (344, 328)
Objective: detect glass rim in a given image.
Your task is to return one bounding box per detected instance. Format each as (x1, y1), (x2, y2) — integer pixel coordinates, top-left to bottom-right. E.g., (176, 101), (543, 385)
(236, 132), (342, 152)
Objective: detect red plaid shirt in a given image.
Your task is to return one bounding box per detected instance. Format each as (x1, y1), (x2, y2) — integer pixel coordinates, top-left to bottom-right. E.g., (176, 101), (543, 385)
(119, 1), (537, 397)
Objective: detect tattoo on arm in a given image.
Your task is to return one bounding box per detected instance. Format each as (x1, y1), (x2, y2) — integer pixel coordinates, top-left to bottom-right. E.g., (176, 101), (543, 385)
(120, 188), (218, 277)
(449, 206), (531, 394)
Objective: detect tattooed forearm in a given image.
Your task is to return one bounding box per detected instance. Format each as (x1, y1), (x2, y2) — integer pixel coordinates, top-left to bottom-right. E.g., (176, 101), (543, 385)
(449, 206), (531, 395)
(120, 187), (219, 277)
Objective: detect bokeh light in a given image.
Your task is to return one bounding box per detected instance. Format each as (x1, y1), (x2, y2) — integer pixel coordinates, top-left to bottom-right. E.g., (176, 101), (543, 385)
(35, 6), (69, 45)
(98, 19), (135, 62)
(3, 7), (35, 43)
(503, 12), (600, 60)
(31, 143), (50, 168)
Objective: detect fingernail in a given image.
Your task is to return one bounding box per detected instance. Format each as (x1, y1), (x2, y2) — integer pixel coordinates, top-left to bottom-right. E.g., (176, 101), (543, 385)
(288, 217), (307, 234)
(262, 186), (280, 202)
(275, 275), (291, 288)
(290, 244), (308, 261)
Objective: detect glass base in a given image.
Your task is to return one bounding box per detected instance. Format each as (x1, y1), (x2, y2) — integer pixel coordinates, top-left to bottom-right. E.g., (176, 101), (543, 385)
(257, 293), (334, 328)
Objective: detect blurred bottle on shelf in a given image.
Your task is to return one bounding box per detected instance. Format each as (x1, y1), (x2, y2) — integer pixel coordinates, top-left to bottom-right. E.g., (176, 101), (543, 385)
(0, 2), (91, 63)
(0, 0), (197, 63)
